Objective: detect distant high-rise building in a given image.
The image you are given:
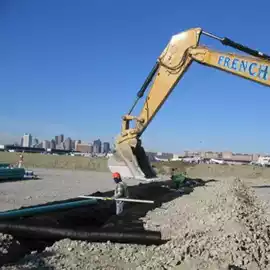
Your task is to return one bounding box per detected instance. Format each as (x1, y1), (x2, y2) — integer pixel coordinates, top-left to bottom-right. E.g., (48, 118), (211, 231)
(20, 137), (23, 147)
(55, 134), (64, 145)
(50, 139), (56, 149)
(103, 142), (110, 153)
(89, 144), (93, 153)
(32, 138), (39, 147)
(22, 133), (32, 147)
(75, 140), (81, 150)
(93, 139), (102, 153)
(36, 142), (43, 148)
(64, 137), (72, 150)
(56, 142), (65, 150)
(71, 140), (76, 150)
(75, 143), (92, 153)
(42, 140), (50, 149)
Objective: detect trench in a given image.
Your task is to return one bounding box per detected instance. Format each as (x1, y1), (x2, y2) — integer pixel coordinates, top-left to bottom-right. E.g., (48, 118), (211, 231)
(0, 177), (207, 267)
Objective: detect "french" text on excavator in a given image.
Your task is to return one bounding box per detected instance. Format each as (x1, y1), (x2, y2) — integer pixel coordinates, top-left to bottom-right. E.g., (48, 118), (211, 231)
(218, 55), (269, 80)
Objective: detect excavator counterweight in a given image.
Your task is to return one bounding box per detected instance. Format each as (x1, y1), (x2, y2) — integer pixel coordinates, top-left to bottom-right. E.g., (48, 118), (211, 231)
(108, 27), (270, 180)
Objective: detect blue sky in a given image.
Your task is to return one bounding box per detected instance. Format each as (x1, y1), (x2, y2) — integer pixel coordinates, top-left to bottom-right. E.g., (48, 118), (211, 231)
(1, 0), (270, 153)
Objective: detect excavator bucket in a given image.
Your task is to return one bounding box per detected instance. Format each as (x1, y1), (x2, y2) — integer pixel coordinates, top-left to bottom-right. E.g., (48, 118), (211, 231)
(108, 137), (159, 181)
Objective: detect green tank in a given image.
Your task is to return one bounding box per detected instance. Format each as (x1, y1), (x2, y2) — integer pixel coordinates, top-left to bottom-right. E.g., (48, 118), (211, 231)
(0, 167), (26, 180)
(0, 163), (11, 168)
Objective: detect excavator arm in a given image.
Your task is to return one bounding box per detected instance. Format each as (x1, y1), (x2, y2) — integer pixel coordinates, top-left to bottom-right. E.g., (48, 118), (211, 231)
(108, 27), (270, 180)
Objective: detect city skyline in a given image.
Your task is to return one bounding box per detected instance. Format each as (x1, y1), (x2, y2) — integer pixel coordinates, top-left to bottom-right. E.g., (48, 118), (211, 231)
(16, 133), (111, 154)
(4, 133), (269, 164)
(3, 132), (270, 158)
(2, 131), (270, 156)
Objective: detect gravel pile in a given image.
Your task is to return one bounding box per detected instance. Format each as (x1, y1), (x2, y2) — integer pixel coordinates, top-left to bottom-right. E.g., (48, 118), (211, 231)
(0, 233), (26, 267)
(2, 177), (270, 270)
(0, 234), (16, 257)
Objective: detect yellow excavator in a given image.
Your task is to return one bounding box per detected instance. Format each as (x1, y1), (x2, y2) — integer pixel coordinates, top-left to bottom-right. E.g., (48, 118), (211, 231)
(108, 27), (270, 180)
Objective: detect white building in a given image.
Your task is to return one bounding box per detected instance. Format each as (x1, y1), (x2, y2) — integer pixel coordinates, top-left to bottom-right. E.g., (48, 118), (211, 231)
(42, 140), (50, 149)
(22, 133), (32, 147)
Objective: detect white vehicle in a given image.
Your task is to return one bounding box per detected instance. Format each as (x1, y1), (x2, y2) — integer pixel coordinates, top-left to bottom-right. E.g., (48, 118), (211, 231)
(182, 156), (201, 164)
(209, 158), (225, 164)
(251, 156), (270, 167)
(170, 155), (183, 161)
(154, 156), (169, 162)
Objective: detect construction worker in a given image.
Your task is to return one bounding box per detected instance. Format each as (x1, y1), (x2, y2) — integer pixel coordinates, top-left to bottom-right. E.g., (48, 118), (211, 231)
(112, 172), (129, 215)
(170, 168), (176, 180)
(18, 153), (24, 168)
(170, 168), (187, 189)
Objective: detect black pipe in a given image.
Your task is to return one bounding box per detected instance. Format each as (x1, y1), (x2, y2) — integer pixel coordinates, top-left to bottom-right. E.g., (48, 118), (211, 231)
(0, 223), (164, 245)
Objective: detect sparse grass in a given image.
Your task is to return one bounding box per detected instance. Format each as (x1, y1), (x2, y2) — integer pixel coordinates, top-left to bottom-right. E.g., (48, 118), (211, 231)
(0, 152), (109, 171)
(152, 160), (194, 174)
(0, 152), (195, 173)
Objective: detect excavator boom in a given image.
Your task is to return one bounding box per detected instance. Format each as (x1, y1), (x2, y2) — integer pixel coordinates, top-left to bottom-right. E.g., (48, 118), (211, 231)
(108, 27), (270, 180)
(190, 46), (270, 86)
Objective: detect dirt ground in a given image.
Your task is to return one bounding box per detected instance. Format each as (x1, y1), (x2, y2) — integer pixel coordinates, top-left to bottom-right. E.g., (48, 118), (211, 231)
(1, 163), (270, 211)
(0, 168), (168, 211)
(1, 163), (270, 269)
